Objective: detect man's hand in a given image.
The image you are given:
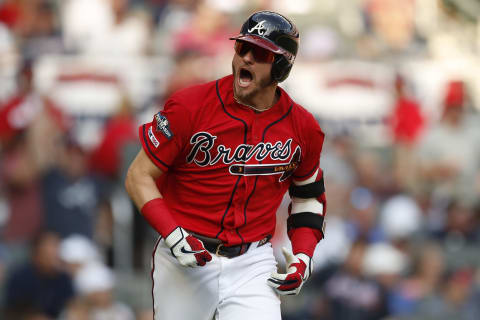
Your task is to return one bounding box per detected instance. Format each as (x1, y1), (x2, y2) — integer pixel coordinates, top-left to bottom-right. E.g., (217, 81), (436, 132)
(267, 247), (313, 295)
(164, 227), (212, 267)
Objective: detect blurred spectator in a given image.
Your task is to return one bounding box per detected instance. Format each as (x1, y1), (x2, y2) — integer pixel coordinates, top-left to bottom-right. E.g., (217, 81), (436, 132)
(388, 74), (425, 146)
(309, 239), (389, 320)
(416, 80), (480, 207)
(0, 60), (70, 245)
(17, 0), (65, 61)
(435, 200), (480, 244)
(346, 186), (383, 242)
(89, 95), (138, 180)
(429, 200), (480, 274)
(4, 231), (75, 319)
(0, 133), (43, 243)
(389, 241), (445, 315)
(41, 136), (109, 239)
(62, 262), (135, 320)
(413, 268), (480, 320)
(0, 60), (69, 147)
(365, 0), (417, 52)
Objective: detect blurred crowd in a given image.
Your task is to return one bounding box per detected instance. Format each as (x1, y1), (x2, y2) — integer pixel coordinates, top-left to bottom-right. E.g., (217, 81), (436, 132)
(1, 0), (480, 319)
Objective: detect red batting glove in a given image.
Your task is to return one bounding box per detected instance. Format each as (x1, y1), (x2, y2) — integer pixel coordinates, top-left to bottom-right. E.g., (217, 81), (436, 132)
(164, 227), (212, 267)
(267, 247), (313, 295)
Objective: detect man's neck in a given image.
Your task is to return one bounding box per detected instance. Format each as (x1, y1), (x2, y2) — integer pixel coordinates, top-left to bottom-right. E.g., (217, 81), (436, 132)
(236, 86), (279, 112)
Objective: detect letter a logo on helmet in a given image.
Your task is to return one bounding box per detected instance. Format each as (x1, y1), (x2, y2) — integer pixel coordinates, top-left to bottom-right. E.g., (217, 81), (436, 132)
(248, 20), (267, 35)
(230, 11), (299, 82)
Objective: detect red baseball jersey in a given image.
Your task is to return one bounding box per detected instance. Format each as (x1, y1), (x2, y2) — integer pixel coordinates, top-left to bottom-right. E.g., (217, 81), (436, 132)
(139, 75), (325, 245)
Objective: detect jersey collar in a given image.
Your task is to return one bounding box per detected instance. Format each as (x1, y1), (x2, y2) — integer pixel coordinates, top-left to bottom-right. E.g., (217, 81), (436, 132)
(221, 75), (291, 118)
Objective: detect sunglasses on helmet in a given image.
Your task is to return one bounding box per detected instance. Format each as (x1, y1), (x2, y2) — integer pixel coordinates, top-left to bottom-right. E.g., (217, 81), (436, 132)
(234, 41), (275, 63)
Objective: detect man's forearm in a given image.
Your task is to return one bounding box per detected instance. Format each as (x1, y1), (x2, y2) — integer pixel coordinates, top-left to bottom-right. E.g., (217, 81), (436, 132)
(124, 150), (164, 210)
(125, 167), (162, 210)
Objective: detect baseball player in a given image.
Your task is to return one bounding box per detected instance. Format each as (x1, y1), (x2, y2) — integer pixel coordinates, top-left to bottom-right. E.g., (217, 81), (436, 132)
(125, 11), (327, 320)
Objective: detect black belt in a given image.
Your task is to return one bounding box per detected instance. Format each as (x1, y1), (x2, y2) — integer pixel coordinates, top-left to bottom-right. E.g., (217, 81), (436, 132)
(191, 233), (270, 259)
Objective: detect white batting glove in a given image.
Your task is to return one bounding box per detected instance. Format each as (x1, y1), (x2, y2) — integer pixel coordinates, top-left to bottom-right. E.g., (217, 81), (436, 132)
(164, 227), (212, 267)
(267, 247), (313, 295)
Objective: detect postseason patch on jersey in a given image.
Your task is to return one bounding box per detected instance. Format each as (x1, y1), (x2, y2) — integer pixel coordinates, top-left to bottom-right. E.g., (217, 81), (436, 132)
(154, 112), (173, 140)
(148, 126), (160, 148)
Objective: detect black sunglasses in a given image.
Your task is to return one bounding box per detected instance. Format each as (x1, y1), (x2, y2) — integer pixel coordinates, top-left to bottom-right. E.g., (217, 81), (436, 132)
(234, 41), (275, 63)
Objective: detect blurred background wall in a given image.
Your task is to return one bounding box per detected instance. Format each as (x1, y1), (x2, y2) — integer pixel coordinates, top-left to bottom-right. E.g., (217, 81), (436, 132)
(1, 0), (480, 319)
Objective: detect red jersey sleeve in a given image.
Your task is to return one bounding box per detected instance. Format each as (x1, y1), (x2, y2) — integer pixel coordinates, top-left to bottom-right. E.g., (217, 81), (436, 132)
(139, 96), (192, 172)
(293, 113), (325, 181)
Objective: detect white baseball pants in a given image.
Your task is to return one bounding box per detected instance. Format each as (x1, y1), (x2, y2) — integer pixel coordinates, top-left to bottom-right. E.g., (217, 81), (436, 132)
(151, 237), (281, 320)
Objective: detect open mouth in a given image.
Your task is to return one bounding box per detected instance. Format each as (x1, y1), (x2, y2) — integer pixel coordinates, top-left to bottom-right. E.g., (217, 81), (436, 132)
(238, 68), (253, 87)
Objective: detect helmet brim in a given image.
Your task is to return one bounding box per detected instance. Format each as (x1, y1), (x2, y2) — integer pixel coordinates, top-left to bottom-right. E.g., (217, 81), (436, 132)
(229, 34), (287, 55)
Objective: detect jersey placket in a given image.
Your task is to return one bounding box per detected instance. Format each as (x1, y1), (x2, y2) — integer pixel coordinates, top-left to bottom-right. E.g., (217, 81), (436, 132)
(224, 110), (260, 244)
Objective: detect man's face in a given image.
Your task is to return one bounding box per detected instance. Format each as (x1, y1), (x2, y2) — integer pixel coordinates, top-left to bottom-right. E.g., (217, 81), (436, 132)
(232, 41), (276, 102)
(33, 233), (61, 274)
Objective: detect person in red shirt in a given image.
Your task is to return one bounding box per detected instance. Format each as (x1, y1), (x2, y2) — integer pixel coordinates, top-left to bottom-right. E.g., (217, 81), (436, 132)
(389, 74), (425, 145)
(125, 11), (327, 320)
